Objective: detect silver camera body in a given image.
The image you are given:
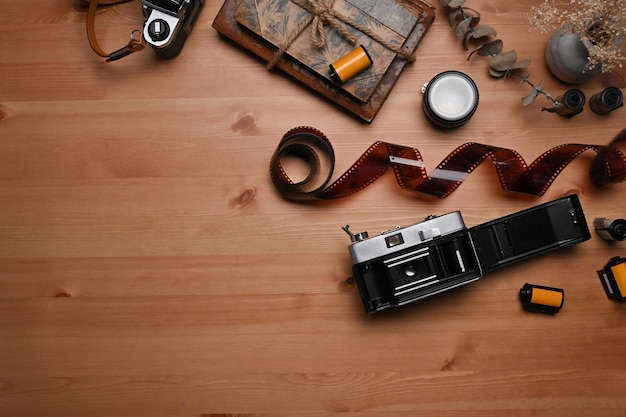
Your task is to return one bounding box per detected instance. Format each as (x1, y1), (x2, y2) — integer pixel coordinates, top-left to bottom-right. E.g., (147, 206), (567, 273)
(142, 0), (205, 59)
(345, 212), (483, 314)
(345, 195), (591, 314)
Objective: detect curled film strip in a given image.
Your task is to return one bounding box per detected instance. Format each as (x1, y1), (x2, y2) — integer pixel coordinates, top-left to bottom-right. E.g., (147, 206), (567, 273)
(270, 126), (626, 201)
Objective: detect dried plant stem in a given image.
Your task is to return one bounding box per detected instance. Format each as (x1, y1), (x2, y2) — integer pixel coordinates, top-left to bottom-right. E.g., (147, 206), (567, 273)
(450, 3), (560, 108)
(467, 29), (558, 106)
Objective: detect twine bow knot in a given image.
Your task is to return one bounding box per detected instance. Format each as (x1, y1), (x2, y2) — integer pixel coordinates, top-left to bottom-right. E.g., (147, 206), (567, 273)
(306, 0), (356, 48)
(267, 0), (415, 70)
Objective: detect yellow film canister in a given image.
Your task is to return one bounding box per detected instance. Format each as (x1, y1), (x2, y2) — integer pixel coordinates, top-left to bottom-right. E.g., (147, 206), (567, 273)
(597, 256), (626, 301)
(329, 45), (373, 84)
(519, 283), (564, 313)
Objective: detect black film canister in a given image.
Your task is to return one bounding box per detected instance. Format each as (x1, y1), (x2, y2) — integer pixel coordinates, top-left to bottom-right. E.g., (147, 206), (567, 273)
(597, 256), (626, 301)
(589, 87), (623, 114)
(519, 283), (564, 314)
(554, 88), (586, 117)
(594, 218), (626, 241)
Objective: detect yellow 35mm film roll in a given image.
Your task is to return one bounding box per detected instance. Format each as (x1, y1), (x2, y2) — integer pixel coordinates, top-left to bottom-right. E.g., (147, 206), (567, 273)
(611, 262), (626, 298)
(597, 256), (626, 301)
(329, 45), (373, 84)
(530, 287), (563, 308)
(519, 283), (564, 314)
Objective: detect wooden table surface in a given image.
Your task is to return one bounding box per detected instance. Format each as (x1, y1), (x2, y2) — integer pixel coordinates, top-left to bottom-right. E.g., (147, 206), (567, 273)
(2, 1), (626, 416)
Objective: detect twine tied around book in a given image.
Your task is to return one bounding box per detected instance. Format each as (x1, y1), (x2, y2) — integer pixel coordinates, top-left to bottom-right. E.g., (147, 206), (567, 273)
(266, 0), (416, 70)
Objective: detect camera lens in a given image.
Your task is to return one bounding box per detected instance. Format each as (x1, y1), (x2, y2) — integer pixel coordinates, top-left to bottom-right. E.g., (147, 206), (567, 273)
(400, 261), (427, 282)
(422, 71), (479, 129)
(403, 264), (418, 278)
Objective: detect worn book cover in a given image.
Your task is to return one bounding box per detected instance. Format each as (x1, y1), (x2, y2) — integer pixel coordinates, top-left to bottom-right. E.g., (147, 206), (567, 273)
(234, 0), (419, 103)
(212, 0), (436, 122)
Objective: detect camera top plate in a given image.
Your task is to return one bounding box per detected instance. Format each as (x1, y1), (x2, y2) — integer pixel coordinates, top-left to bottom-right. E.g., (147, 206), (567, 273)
(346, 211), (466, 265)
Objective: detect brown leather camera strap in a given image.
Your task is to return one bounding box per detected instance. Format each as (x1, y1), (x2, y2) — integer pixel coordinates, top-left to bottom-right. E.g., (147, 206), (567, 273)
(86, 0), (144, 61)
(270, 126), (626, 201)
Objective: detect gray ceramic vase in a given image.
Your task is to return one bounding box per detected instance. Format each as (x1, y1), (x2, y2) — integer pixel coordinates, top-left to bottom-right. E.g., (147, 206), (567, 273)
(545, 29), (601, 84)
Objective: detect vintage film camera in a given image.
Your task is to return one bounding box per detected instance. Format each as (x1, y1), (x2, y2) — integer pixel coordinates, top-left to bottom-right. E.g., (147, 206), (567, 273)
(86, 0), (204, 61)
(343, 195), (590, 314)
(142, 0), (205, 59)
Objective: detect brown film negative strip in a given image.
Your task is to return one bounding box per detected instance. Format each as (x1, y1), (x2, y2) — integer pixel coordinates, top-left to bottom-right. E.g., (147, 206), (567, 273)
(270, 126), (626, 201)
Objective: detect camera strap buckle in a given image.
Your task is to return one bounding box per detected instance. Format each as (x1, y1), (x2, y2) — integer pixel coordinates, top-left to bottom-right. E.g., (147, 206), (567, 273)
(128, 30), (146, 52)
(106, 30), (145, 62)
(86, 0), (144, 62)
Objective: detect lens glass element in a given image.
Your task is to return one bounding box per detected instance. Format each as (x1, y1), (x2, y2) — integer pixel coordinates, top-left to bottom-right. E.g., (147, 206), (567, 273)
(428, 74), (477, 121)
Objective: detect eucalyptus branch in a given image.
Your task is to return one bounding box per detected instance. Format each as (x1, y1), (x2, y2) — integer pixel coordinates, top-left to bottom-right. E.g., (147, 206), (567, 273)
(441, 0), (560, 109)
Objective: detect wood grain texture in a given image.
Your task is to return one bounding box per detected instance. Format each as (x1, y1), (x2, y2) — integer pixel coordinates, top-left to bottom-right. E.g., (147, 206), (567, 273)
(1, 1), (626, 416)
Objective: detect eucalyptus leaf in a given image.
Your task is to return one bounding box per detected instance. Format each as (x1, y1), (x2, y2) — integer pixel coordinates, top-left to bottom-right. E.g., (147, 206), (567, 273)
(446, 0), (467, 7)
(522, 84), (541, 106)
(467, 43), (485, 60)
(478, 40), (503, 56)
(461, 6), (481, 19)
(478, 39), (504, 56)
(489, 67), (506, 78)
(448, 9), (461, 27)
(456, 17), (474, 37)
(509, 59), (531, 70)
(522, 91), (539, 107)
(463, 24), (495, 50)
(490, 50), (518, 71)
(463, 32), (471, 51)
(471, 25), (497, 39)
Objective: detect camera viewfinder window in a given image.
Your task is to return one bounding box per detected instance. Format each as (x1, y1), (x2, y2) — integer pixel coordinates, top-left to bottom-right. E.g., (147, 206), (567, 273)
(385, 233), (404, 248)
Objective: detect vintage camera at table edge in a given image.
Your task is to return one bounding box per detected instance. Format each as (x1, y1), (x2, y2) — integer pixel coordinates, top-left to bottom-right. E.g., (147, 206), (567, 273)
(341, 194), (619, 315)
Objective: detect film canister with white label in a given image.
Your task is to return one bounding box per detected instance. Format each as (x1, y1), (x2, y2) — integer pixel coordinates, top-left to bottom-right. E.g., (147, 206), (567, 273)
(597, 256), (626, 301)
(519, 283), (564, 314)
(422, 70), (479, 129)
(329, 45), (373, 84)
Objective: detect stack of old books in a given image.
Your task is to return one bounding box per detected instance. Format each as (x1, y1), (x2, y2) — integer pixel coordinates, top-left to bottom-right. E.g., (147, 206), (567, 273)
(213, 0), (435, 122)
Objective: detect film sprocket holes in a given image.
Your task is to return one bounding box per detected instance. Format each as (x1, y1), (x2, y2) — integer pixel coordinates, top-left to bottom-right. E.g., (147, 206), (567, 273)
(142, 0), (205, 59)
(343, 195), (590, 314)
